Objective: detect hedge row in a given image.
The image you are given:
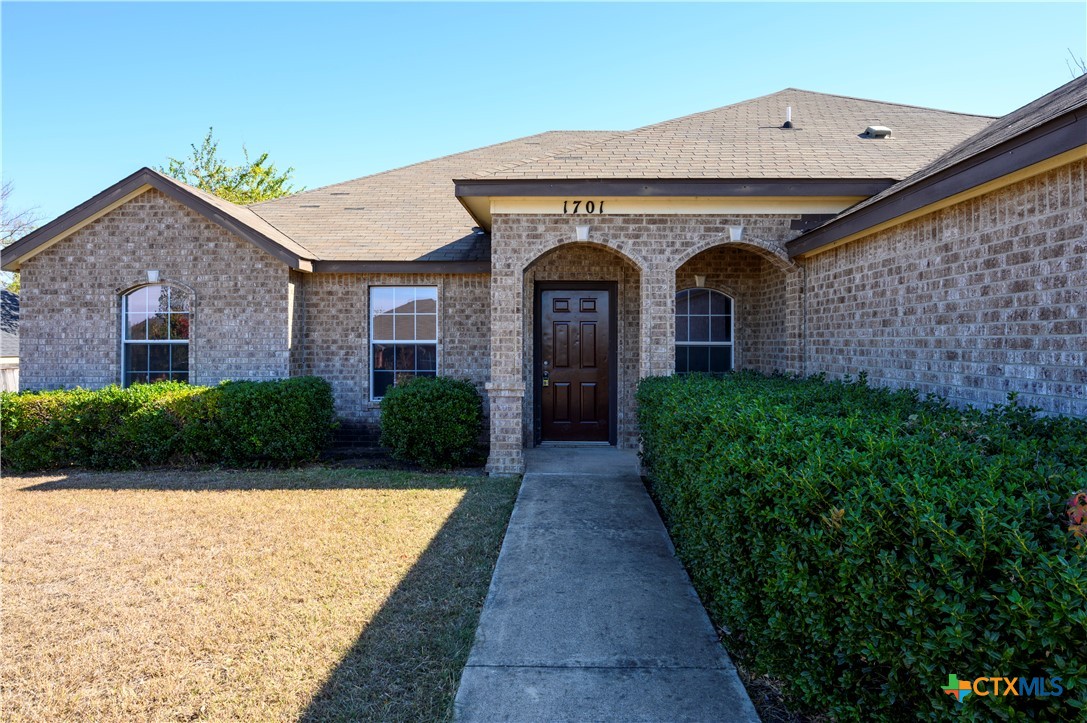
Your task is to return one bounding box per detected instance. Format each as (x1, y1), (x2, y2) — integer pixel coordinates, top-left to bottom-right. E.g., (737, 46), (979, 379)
(637, 372), (1087, 721)
(1, 377), (335, 471)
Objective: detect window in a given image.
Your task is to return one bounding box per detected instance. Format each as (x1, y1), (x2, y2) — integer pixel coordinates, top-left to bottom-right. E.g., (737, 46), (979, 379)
(370, 286), (437, 400)
(123, 284), (191, 386)
(675, 288), (733, 374)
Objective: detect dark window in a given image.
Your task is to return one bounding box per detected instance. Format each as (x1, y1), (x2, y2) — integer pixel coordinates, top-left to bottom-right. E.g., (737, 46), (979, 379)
(675, 288), (733, 374)
(370, 286), (438, 400)
(123, 284), (191, 387)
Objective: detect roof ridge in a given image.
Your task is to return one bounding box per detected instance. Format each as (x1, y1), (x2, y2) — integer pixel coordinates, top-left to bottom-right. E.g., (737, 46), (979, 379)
(778, 87), (998, 119)
(626, 87), (800, 133)
(629, 88), (996, 137)
(250, 130), (616, 206)
(790, 75), (1087, 253)
(465, 132), (631, 178)
(471, 90), (809, 177)
(470, 88), (997, 180)
(143, 168), (320, 257)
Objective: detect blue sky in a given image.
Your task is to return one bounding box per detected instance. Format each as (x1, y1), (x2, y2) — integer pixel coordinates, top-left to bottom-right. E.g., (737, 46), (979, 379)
(3, 2), (1085, 222)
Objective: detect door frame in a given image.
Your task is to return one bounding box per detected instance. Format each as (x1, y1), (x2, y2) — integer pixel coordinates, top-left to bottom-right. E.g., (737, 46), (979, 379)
(533, 281), (618, 446)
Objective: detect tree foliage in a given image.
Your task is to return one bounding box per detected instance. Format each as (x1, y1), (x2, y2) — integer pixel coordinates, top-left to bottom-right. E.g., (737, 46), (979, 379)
(159, 128), (301, 205)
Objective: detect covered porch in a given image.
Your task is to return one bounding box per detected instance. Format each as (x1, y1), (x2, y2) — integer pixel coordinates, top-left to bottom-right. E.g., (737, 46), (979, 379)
(485, 218), (802, 476)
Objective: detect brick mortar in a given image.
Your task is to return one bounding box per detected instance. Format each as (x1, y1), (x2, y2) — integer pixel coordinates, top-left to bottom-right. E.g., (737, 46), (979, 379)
(19, 189), (290, 389)
(801, 159), (1086, 416)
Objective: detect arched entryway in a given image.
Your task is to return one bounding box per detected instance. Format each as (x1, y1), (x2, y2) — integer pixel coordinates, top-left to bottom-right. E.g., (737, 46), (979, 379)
(675, 243), (796, 375)
(523, 243), (642, 449)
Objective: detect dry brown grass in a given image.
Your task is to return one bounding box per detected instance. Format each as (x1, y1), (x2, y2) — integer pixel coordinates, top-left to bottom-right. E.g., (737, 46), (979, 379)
(1, 466), (519, 722)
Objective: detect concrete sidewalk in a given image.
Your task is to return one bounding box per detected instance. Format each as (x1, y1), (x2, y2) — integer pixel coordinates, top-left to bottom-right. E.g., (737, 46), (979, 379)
(454, 447), (758, 722)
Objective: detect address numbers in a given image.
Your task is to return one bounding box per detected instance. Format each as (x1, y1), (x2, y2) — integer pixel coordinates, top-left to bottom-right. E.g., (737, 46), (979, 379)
(562, 200), (606, 215)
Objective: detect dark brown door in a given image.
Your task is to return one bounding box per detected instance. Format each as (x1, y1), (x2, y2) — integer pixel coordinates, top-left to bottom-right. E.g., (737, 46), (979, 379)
(540, 288), (610, 442)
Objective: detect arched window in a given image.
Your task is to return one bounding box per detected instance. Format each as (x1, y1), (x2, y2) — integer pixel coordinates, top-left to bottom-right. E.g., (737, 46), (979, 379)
(675, 288), (733, 374)
(122, 284), (191, 386)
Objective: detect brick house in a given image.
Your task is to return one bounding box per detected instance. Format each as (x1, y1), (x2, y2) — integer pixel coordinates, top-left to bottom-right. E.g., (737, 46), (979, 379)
(2, 78), (1084, 474)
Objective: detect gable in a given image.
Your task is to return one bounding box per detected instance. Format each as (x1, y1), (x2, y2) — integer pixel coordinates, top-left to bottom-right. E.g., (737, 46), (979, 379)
(1, 168), (315, 273)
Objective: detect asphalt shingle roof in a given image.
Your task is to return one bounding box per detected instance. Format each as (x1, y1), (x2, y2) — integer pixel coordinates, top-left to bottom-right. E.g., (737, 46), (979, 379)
(141, 169), (318, 260)
(813, 76), (1087, 228)
(468, 89), (995, 181)
(249, 131), (619, 261)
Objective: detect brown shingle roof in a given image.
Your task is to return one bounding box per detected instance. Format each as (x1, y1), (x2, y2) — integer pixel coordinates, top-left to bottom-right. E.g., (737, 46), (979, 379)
(469, 89), (995, 181)
(811, 76), (1087, 228)
(249, 131), (620, 262)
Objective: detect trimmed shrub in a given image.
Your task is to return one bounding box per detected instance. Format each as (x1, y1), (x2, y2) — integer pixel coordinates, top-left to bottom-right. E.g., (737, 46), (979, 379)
(637, 372), (1087, 721)
(379, 376), (482, 469)
(1, 377), (334, 472)
(183, 377), (336, 465)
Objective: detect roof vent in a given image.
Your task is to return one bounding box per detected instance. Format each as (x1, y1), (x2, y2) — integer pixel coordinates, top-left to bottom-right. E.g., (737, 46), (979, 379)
(782, 106), (793, 129)
(472, 226), (486, 236)
(863, 125), (892, 139)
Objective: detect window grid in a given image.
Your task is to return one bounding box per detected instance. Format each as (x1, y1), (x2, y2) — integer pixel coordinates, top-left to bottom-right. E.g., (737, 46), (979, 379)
(675, 288), (734, 375)
(122, 284), (191, 387)
(370, 286), (438, 400)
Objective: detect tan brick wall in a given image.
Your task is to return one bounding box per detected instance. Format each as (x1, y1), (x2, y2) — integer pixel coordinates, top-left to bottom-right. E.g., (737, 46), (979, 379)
(524, 245), (642, 448)
(677, 247), (791, 374)
(802, 159), (1087, 416)
(19, 189), (291, 390)
(298, 272), (491, 424)
(487, 212), (804, 472)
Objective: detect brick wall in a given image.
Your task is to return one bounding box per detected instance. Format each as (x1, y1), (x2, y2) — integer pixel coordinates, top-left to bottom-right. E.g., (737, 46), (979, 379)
(677, 246), (791, 374)
(19, 189), (291, 389)
(524, 244), (642, 447)
(802, 159), (1086, 416)
(487, 212), (804, 472)
(298, 272), (491, 425)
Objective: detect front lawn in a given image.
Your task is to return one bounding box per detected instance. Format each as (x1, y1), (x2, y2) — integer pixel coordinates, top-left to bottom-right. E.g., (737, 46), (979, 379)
(0, 467), (519, 722)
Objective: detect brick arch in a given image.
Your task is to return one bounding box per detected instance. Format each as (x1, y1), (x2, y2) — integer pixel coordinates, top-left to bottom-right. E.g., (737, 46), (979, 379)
(673, 236), (796, 273)
(118, 278), (197, 300)
(520, 237), (648, 273)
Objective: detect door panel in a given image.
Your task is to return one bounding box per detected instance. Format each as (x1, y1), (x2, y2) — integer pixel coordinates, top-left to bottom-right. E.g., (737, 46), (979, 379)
(540, 288), (610, 442)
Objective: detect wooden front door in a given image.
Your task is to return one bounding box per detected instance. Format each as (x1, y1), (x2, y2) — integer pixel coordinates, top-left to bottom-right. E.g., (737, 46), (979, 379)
(538, 286), (613, 442)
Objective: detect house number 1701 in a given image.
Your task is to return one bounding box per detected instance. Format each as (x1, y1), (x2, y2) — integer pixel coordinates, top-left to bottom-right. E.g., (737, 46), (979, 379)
(562, 200), (605, 214)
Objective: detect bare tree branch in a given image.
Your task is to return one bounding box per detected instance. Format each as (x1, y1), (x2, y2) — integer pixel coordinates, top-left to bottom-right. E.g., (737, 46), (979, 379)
(1, 180), (41, 247)
(1068, 48), (1087, 78)
(1, 181), (41, 291)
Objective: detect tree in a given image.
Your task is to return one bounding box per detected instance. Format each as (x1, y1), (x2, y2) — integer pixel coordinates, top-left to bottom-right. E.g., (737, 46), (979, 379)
(1, 180), (41, 292)
(159, 128), (301, 205)
(1068, 48), (1087, 78)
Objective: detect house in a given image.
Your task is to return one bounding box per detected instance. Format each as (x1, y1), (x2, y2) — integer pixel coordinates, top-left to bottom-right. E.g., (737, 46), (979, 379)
(0, 290), (18, 391)
(2, 77), (1084, 474)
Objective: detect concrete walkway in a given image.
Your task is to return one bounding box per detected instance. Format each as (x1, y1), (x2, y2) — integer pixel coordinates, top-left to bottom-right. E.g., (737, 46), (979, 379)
(454, 447), (758, 722)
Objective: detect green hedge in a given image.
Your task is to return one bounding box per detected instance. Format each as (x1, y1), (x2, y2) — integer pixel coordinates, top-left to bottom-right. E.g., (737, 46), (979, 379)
(379, 376), (483, 469)
(1, 377), (335, 471)
(637, 372), (1087, 721)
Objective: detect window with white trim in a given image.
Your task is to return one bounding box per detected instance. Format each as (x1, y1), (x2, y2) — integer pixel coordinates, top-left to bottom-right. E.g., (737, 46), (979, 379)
(675, 288), (733, 374)
(123, 284), (191, 386)
(370, 286), (437, 400)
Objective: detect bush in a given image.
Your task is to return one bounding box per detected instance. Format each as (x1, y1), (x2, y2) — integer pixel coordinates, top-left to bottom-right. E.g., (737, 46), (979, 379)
(379, 376), (482, 469)
(637, 372), (1087, 721)
(1, 377), (335, 472)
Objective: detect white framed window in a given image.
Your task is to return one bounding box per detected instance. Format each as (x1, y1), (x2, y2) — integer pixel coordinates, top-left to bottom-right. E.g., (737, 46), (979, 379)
(675, 288), (733, 374)
(122, 284), (191, 386)
(370, 286), (438, 400)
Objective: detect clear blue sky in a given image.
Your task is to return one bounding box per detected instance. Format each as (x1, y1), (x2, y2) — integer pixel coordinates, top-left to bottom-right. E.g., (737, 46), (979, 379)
(3, 2), (1085, 222)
